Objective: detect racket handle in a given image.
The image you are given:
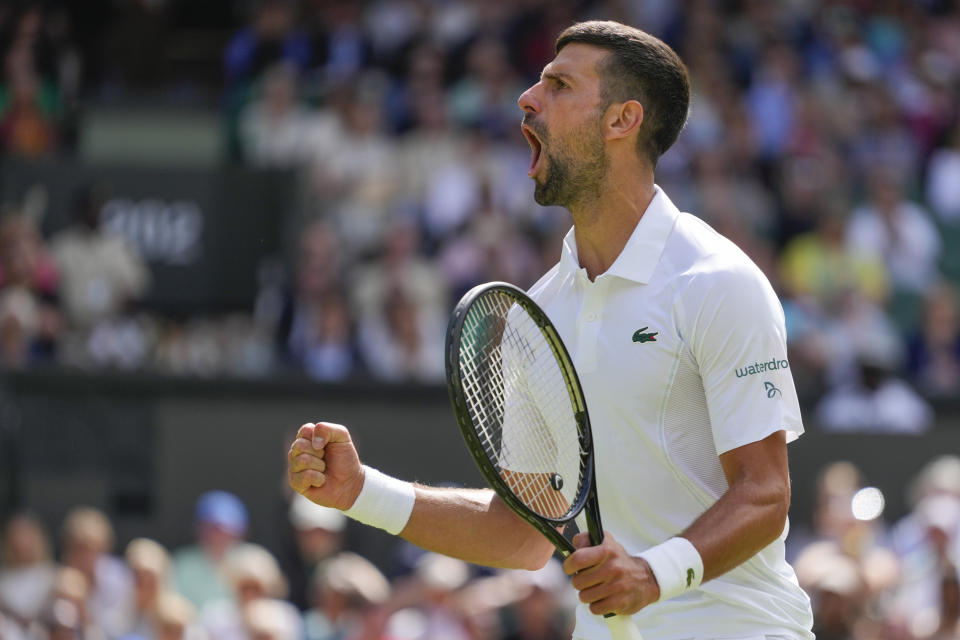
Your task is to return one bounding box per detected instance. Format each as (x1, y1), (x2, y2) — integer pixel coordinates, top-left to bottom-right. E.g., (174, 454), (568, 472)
(604, 614), (645, 640)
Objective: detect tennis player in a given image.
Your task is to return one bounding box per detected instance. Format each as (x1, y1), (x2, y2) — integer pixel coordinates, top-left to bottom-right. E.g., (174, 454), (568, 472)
(289, 20), (814, 640)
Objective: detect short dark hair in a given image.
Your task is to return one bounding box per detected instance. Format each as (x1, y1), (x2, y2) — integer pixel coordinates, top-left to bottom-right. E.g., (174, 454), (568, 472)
(556, 21), (690, 166)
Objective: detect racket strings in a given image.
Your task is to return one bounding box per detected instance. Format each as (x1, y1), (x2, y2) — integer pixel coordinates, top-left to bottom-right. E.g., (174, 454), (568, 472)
(458, 291), (585, 520)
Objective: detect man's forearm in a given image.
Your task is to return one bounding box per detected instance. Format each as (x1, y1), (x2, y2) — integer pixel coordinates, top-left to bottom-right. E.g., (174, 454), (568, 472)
(400, 486), (555, 571)
(680, 474), (789, 582)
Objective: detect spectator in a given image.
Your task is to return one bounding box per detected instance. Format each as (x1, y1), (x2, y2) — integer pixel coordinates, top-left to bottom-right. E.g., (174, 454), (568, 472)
(447, 36), (526, 140)
(911, 455), (960, 507)
(907, 281), (960, 397)
(785, 278), (905, 396)
(850, 83), (921, 187)
(772, 152), (835, 249)
(846, 166), (942, 296)
(0, 43), (60, 157)
(779, 196), (889, 309)
(788, 461), (888, 561)
(891, 455), (960, 563)
(222, 0), (312, 161)
(745, 41), (801, 161)
(299, 289), (360, 382)
(238, 62), (341, 169)
(224, 0), (311, 86)
(282, 494), (346, 611)
(351, 220), (445, 330)
(243, 597), (303, 640)
(308, 74), (399, 256)
(357, 284), (445, 383)
(789, 462), (901, 638)
(44, 565), (103, 640)
(889, 495), (960, 639)
(37, 595), (88, 640)
(926, 124), (960, 223)
(0, 512), (57, 637)
(396, 87), (477, 244)
(689, 147), (777, 253)
(815, 332), (934, 434)
(201, 543), (301, 640)
(60, 507), (133, 639)
(154, 592), (203, 640)
(0, 210), (61, 366)
(124, 537), (172, 639)
(350, 219), (446, 382)
(1, 6), (50, 78)
(384, 43), (446, 135)
(436, 181), (541, 300)
(172, 491), (248, 612)
(278, 222), (362, 380)
(49, 183), (151, 366)
(361, 0), (423, 67)
(308, 0), (370, 85)
(501, 560), (574, 640)
(303, 551), (391, 640)
(386, 552), (471, 640)
(794, 544), (867, 640)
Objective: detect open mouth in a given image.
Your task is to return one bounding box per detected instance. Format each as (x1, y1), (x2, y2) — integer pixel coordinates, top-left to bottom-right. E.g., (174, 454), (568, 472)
(521, 124), (544, 177)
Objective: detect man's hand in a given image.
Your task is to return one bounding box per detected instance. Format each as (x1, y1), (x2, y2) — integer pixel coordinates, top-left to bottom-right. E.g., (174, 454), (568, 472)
(562, 531), (660, 616)
(287, 422), (365, 511)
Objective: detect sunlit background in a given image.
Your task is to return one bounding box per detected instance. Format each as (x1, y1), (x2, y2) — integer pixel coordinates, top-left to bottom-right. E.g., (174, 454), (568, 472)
(1, 1), (960, 639)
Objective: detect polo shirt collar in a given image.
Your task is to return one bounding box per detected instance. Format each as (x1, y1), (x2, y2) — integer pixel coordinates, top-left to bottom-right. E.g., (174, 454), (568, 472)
(557, 184), (681, 284)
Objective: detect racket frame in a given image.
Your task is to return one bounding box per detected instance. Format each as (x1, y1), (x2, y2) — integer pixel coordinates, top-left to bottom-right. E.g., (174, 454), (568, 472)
(445, 281), (606, 557)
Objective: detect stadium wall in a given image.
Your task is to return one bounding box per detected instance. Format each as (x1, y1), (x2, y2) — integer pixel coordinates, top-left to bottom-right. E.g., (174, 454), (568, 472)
(1, 370), (958, 566)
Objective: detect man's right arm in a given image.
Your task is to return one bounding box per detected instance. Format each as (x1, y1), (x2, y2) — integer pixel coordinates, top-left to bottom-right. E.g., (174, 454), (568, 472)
(287, 421), (555, 571)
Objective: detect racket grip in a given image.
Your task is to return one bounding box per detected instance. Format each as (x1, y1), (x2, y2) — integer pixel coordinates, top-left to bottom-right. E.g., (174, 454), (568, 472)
(604, 614), (645, 640)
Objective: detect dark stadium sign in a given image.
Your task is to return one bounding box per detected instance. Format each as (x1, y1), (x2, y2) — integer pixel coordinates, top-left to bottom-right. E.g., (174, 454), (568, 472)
(100, 198), (205, 266)
(0, 158), (295, 314)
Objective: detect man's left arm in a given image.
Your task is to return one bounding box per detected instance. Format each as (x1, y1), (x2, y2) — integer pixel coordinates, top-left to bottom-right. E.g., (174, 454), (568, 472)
(563, 430), (790, 616)
(683, 429), (789, 582)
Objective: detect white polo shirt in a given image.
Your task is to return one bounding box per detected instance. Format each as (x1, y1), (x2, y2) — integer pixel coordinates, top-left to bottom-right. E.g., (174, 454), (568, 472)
(527, 186), (814, 640)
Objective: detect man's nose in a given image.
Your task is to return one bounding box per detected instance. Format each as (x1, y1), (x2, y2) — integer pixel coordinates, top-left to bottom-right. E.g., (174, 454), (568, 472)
(518, 83), (541, 115)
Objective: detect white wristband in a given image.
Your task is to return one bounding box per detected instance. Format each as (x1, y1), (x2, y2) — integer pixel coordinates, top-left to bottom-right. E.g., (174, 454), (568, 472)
(342, 466), (416, 535)
(637, 537), (704, 602)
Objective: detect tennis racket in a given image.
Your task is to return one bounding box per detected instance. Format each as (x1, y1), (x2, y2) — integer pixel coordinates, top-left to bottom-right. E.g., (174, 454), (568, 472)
(445, 281), (644, 640)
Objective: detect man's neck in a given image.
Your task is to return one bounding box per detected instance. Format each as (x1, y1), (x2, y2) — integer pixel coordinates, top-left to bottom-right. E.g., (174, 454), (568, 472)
(569, 175), (656, 281)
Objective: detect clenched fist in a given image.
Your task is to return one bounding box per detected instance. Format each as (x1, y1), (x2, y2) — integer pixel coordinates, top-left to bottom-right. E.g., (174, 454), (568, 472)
(287, 422), (366, 512)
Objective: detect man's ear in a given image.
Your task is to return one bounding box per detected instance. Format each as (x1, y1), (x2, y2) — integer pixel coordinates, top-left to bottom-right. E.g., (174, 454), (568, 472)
(603, 100), (644, 141)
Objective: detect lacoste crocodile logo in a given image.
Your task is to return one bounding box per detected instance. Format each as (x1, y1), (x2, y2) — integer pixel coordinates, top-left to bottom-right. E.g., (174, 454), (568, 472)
(632, 327), (658, 343)
(686, 568), (695, 587)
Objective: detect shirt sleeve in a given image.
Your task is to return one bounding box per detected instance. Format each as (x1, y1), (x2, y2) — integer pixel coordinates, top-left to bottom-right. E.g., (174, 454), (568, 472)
(678, 258), (804, 455)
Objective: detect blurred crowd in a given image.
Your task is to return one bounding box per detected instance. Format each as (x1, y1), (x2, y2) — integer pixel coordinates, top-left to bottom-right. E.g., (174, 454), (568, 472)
(3, 0), (960, 431)
(3, 454), (960, 640)
(0, 489), (579, 640)
(787, 455), (960, 640)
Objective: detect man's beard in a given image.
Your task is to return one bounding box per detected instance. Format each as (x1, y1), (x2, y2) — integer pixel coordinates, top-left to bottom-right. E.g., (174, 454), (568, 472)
(532, 122), (607, 209)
